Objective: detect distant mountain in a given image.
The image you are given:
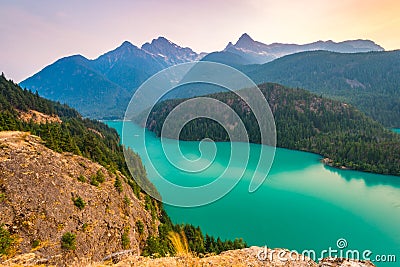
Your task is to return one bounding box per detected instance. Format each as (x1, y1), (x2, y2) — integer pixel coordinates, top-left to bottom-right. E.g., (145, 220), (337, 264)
(243, 50), (400, 127)
(21, 37), (205, 119)
(209, 33), (384, 65)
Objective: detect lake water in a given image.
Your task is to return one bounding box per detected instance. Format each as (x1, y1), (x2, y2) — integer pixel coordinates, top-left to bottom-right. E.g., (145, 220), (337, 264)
(393, 128), (400, 134)
(107, 121), (400, 266)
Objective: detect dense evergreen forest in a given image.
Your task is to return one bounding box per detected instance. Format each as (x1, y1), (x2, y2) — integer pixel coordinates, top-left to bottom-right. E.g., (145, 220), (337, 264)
(243, 50), (400, 127)
(0, 74), (246, 256)
(144, 83), (400, 176)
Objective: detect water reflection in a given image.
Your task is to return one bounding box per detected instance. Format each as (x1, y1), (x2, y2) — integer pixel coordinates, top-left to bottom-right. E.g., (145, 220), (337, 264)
(323, 164), (400, 188)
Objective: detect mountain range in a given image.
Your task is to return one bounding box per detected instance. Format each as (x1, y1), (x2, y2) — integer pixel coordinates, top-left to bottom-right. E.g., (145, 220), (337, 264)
(20, 37), (203, 118)
(203, 33), (384, 65)
(20, 34), (388, 120)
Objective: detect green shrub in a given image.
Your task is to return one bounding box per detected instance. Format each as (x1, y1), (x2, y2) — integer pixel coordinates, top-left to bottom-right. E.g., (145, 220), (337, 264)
(0, 224), (16, 256)
(123, 196), (131, 206)
(114, 177), (123, 193)
(77, 175), (86, 183)
(81, 223), (89, 232)
(136, 220), (144, 235)
(90, 176), (99, 186)
(96, 170), (105, 183)
(61, 232), (76, 250)
(31, 239), (40, 248)
(90, 170), (106, 186)
(72, 196), (86, 210)
(121, 227), (130, 249)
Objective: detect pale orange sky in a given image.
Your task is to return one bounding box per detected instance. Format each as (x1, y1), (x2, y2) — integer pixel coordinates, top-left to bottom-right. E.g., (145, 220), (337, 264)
(1, 0), (399, 82)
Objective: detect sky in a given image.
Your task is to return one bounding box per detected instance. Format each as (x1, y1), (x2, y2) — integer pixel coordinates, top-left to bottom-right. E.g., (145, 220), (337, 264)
(1, 0), (400, 82)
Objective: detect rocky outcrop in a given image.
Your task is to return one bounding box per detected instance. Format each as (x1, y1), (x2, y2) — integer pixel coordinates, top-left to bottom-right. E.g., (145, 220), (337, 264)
(108, 246), (375, 267)
(17, 110), (62, 124)
(25, 246), (373, 266)
(0, 131), (158, 265)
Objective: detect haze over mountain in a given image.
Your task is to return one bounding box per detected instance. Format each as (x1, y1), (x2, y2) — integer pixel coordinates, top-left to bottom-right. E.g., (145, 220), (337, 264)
(20, 34), (387, 119)
(203, 33), (384, 65)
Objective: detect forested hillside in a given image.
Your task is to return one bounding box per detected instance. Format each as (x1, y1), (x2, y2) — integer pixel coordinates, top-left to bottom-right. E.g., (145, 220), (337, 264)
(243, 50), (400, 127)
(144, 83), (400, 176)
(0, 73), (157, 196)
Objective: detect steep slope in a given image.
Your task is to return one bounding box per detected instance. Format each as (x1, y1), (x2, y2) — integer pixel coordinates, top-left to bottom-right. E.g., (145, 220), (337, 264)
(244, 50), (400, 127)
(143, 83), (400, 176)
(216, 33), (384, 65)
(0, 131), (156, 265)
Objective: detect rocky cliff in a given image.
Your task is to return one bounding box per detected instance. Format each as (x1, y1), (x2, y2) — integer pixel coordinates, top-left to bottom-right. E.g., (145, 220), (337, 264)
(0, 131), (158, 265)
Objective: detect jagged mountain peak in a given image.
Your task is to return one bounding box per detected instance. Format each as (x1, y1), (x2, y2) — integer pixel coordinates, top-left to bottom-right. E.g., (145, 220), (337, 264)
(232, 33), (269, 53)
(120, 40), (134, 47)
(146, 36), (175, 47)
(114, 40), (141, 53)
(141, 36), (201, 64)
(236, 33), (255, 44)
(235, 33), (261, 49)
(141, 36), (189, 54)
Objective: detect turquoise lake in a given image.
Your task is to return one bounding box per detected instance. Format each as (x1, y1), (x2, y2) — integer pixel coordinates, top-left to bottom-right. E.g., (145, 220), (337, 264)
(107, 121), (400, 266)
(393, 128), (400, 134)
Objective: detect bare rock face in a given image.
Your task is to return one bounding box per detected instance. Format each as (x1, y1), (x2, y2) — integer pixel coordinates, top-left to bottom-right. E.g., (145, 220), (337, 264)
(17, 109), (62, 124)
(0, 132), (158, 265)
